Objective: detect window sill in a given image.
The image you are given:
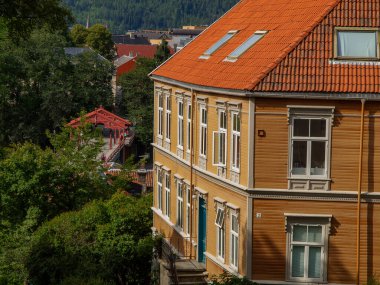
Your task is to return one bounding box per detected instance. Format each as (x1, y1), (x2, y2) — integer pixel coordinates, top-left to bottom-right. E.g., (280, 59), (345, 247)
(329, 58), (380, 65)
(288, 178), (330, 191)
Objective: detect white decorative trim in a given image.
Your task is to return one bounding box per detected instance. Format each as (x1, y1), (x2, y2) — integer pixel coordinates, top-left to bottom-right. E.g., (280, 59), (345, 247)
(152, 206), (174, 227)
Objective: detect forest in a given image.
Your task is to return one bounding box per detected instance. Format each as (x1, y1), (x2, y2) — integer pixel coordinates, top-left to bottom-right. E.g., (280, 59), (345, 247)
(64, 0), (239, 33)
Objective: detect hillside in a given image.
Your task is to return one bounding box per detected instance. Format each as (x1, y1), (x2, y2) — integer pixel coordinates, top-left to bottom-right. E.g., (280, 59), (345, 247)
(64, 0), (239, 34)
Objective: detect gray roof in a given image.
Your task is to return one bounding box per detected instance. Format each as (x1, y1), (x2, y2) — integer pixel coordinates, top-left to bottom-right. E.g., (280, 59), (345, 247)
(112, 34), (151, 45)
(114, 55), (135, 68)
(64, 47), (108, 61)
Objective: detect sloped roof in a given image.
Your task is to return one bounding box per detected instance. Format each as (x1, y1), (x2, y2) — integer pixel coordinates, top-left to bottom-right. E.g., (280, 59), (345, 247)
(116, 44), (158, 59)
(112, 34), (151, 45)
(255, 0), (380, 93)
(114, 55), (135, 68)
(152, 0), (341, 91)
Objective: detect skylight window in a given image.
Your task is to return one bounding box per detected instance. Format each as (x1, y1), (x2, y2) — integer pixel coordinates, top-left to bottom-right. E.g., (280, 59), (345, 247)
(199, 30), (238, 59)
(226, 30), (268, 61)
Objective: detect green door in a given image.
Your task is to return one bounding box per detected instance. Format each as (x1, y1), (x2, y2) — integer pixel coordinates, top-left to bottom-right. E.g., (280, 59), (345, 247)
(198, 197), (207, 263)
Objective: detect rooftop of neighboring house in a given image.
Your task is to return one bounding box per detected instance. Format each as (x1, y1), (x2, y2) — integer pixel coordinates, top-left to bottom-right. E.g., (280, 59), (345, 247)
(114, 55), (136, 68)
(116, 44), (158, 59)
(151, 0), (380, 94)
(112, 34), (151, 45)
(64, 47), (108, 61)
(170, 28), (205, 36)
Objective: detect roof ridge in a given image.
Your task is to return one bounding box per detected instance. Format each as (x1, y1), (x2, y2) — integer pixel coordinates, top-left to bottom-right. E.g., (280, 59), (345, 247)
(245, 0), (341, 91)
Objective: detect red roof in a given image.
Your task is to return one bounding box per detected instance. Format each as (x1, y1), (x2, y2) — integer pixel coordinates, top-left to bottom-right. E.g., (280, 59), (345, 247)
(152, 0), (380, 94)
(68, 106), (132, 130)
(116, 44), (158, 59)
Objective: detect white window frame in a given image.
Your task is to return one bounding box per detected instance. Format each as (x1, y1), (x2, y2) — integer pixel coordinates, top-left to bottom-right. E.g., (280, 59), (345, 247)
(199, 105), (207, 158)
(290, 116), (330, 179)
(158, 92), (163, 137)
(177, 100), (184, 149)
(165, 94), (171, 142)
(285, 215), (331, 283)
(176, 180), (184, 229)
(157, 168), (163, 211)
(213, 109), (227, 167)
(186, 102), (192, 154)
(230, 211), (239, 270)
(231, 111), (241, 172)
(215, 206), (225, 261)
(164, 173), (171, 218)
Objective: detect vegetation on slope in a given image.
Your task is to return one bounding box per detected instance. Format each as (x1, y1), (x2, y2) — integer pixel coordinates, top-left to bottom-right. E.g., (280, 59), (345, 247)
(64, 0), (239, 33)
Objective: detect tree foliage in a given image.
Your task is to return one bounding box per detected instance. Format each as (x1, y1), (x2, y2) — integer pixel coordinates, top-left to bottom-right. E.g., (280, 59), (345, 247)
(118, 57), (156, 151)
(0, 0), (73, 40)
(25, 193), (154, 285)
(64, 0), (238, 34)
(70, 23), (88, 45)
(0, 122), (111, 229)
(86, 24), (115, 60)
(154, 40), (171, 65)
(0, 28), (113, 146)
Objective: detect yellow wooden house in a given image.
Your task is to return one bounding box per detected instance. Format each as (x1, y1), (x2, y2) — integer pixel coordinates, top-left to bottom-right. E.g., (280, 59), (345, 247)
(150, 0), (380, 284)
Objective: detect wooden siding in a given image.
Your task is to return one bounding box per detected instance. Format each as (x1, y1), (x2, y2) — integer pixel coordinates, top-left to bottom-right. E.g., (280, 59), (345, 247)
(252, 199), (380, 284)
(154, 150), (248, 276)
(254, 98), (380, 192)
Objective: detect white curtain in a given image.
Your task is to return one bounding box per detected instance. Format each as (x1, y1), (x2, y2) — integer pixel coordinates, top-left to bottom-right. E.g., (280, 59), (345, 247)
(338, 31), (377, 58)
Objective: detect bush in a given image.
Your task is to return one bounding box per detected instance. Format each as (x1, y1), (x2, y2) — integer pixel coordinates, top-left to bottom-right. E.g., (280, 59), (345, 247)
(210, 272), (258, 285)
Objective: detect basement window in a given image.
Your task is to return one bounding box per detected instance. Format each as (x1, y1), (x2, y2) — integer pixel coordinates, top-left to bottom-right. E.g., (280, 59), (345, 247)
(225, 30), (267, 61)
(335, 28), (379, 60)
(199, 30), (238, 59)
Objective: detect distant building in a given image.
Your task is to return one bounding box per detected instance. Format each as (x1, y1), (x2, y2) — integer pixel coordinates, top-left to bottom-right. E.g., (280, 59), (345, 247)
(169, 26), (206, 51)
(112, 33), (151, 45)
(116, 43), (159, 59)
(114, 55), (136, 80)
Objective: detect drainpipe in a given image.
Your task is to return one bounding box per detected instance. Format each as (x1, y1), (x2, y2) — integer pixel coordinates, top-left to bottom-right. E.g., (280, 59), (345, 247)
(356, 99), (365, 285)
(189, 88), (195, 259)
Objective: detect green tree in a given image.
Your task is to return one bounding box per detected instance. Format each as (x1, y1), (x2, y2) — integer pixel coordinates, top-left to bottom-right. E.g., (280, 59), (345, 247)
(0, 121), (111, 229)
(86, 24), (115, 60)
(0, 0), (73, 40)
(25, 193), (154, 285)
(0, 28), (113, 146)
(70, 23), (88, 46)
(154, 39), (171, 65)
(118, 57), (156, 152)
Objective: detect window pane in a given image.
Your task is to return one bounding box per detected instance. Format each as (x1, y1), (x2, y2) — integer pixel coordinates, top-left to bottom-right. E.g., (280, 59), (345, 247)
(293, 225), (307, 242)
(337, 31), (377, 58)
(308, 247), (322, 278)
(292, 246), (305, 277)
(310, 119), (326, 137)
(294, 119), (309, 137)
(219, 132), (226, 164)
(292, 141), (307, 175)
(311, 141), (326, 176)
(232, 215), (238, 232)
(204, 32), (235, 56)
(229, 32), (266, 58)
(308, 226), (322, 243)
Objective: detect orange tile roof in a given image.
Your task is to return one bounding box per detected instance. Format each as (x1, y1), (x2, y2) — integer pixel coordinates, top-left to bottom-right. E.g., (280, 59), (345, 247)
(152, 0), (380, 94)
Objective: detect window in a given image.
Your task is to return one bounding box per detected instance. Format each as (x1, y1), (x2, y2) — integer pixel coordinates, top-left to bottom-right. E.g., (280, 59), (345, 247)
(231, 112), (241, 171)
(164, 173), (171, 217)
(227, 31), (267, 60)
(165, 95), (171, 141)
(176, 181), (184, 229)
(200, 30), (238, 59)
(178, 100), (184, 148)
(213, 110), (227, 167)
(230, 212), (239, 269)
(158, 93), (163, 137)
(200, 106), (207, 157)
(291, 118), (328, 178)
(186, 185), (191, 234)
(215, 207), (225, 260)
(157, 169), (163, 210)
(336, 29), (379, 59)
(186, 103), (192, 153)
